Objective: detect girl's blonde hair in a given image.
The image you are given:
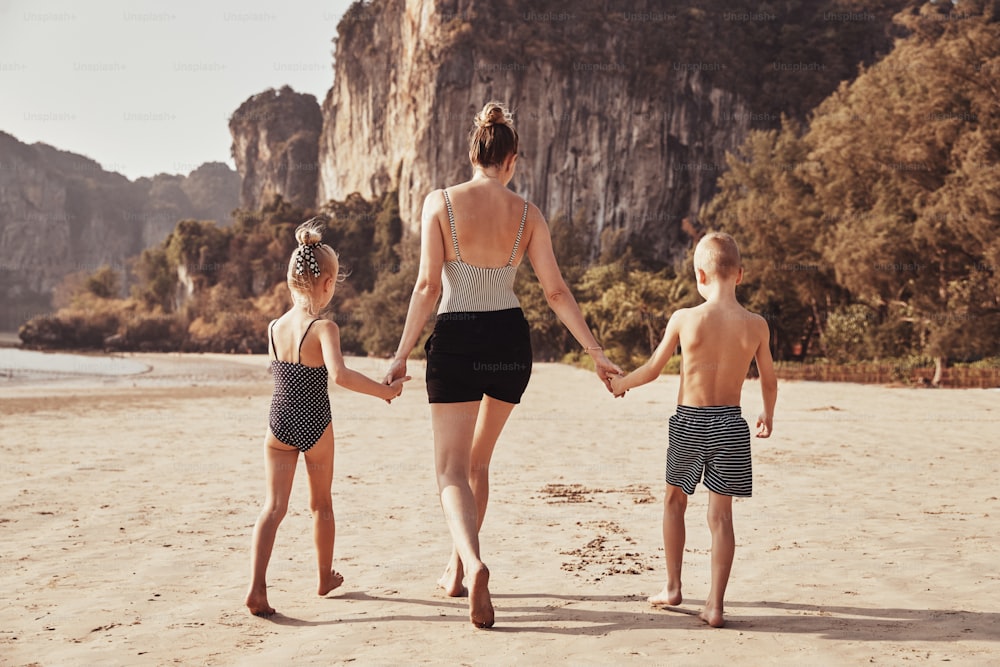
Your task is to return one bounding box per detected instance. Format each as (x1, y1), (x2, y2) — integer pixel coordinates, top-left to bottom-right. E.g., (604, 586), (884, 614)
(287, 217), (342, 315)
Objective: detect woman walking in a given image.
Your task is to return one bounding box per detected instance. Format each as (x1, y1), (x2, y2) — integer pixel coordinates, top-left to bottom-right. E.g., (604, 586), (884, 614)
(384, 102), (620, 628)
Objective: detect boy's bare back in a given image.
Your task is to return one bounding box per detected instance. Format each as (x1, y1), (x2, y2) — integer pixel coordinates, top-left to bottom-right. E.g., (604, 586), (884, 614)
(673, 300), (769, 408)
(610, 232), (776, 437)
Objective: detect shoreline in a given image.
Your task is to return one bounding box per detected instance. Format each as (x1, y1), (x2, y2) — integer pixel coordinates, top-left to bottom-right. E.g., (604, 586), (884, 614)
(2, 346), (997, 390)
(0, 330), (21, 348)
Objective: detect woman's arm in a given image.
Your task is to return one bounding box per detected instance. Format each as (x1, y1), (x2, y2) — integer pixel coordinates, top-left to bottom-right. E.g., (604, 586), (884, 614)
(384, 191), (446, 383)
(524, 206), (622, 388)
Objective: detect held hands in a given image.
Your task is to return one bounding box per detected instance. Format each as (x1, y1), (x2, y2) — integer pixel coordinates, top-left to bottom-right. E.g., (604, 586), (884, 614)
(382, 357), (410, 405)
(609, 371), (628, 398)
(755, 413), (773, 438)
(384, 375), (411, 404)
(589, 349), (624, 395)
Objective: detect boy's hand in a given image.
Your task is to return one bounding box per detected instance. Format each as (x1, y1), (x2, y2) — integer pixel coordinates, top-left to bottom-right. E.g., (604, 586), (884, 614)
(755, 413), (772, 438)
(609, 372), (628, 398)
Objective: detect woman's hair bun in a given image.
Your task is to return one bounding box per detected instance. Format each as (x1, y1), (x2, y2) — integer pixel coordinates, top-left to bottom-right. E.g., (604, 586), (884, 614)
(295, 216), (327, 246)
(475, 101), (512, 129)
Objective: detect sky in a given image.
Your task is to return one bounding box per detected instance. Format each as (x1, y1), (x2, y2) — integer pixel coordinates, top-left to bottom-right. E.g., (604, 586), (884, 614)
(0, 0), (355, 180)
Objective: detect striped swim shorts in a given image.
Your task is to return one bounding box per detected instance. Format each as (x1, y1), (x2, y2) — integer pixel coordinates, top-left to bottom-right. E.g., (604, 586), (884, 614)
(667, 405), (752, 497)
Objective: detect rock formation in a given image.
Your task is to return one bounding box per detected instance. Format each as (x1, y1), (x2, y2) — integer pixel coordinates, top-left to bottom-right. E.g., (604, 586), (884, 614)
(317, 0), (910, 263)
(229, 86), (323, 211)
(0, 131), (239, 329)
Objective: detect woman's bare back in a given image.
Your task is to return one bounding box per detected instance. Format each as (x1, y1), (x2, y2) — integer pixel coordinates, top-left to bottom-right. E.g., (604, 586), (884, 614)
(438, 180), (531, 268)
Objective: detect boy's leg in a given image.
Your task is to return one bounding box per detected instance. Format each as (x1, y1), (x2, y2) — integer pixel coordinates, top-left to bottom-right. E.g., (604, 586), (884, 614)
(246, 435), (299, 617)
(649, 483), (687, 606)
(303, 424), (342, 596)
(702, 490), (735, 628)
(439, 396), (516, 597)
(431, 402), (494, 628)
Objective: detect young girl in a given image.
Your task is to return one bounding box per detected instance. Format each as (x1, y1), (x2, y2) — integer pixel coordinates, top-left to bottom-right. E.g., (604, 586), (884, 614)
(246, 218), (409, 618)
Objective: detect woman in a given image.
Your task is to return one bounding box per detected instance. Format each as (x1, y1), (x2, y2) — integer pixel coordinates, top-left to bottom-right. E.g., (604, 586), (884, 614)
(384, 102), (620, 628)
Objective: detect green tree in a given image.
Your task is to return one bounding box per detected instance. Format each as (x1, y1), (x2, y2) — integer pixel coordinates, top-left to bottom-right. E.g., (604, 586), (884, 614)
(84, 265), (122, 299)
(131, 247), (177, 311)
(809, 3), (1000, 382)
(703, 121), (843, 359)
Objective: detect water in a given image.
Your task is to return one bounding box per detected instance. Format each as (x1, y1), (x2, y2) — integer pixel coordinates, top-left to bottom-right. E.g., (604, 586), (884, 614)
(0, 348), (150, 381)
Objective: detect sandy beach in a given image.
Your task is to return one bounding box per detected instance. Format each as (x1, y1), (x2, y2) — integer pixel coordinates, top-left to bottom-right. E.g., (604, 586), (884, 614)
(1, 351), (998, 665)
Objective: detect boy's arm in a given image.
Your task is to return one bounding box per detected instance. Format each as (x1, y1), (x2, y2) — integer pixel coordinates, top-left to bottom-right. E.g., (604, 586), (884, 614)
(753, 316), (777, 437)
(610, 310), (683, 396)
(318, 321), (409, 402)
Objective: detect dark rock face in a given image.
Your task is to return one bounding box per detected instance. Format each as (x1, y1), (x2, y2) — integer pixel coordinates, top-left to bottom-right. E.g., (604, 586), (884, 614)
(318, 1), (749, 262)
(316, 0), (909, 262)
(0, 131), (239, 329)
(229, 86), (323, 211)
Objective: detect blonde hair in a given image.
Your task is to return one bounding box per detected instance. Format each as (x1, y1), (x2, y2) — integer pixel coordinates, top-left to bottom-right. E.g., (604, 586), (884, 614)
(469, 101), (518, 168)
(286, 217), (342, 315)
(694, 232), (742, 279)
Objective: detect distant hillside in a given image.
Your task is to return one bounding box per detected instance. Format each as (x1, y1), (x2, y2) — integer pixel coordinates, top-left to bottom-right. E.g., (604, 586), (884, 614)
(0, 131), (239, 329)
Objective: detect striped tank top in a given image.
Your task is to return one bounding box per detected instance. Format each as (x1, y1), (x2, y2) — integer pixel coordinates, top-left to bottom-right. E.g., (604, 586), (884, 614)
(438, 189), (528, 314)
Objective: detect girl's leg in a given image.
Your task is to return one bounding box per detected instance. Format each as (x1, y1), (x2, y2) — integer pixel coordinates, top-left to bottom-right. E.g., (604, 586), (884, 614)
(302, 424), (342, 596)
(246, 434), (299, 617)
(439, 396), (516, 597)
(431, 401), (494, 628)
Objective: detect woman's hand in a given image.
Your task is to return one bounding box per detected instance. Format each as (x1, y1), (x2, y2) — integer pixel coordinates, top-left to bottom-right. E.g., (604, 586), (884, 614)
(383, 357), (407, 385)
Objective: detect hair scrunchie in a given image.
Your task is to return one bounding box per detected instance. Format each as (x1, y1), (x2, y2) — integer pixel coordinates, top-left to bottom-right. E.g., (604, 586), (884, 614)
(294, 243), (322, 278)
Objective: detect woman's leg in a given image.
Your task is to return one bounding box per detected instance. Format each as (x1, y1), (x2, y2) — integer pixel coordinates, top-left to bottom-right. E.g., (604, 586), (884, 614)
(439, 396), (516, 597)
(246, 434), (299, 617)
(431, 401), (495, 628)
(303, 423), (343, 596)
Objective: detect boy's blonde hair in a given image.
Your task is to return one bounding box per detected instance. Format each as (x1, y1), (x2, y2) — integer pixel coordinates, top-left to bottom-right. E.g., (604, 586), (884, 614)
(694, 232), (742, 279)
(287, 217), (342, 315)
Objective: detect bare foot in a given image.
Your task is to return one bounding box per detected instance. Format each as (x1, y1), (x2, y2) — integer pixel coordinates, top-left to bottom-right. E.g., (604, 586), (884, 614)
(318, 569), (344, 596)
(245, 589), (275, 618)
(699, 605), (725, 628)
(648, 584), (682, 607)
(437, 558), (467, 597)
(467, 564), (494, 629)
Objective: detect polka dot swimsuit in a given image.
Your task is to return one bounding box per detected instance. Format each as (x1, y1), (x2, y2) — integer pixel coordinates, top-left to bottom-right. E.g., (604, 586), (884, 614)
(268, 319), (331, 452)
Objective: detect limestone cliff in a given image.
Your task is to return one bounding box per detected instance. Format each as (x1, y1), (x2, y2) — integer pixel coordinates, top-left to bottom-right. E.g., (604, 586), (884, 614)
(229, 86), (323, 210)
(0, 131), (239, 329)
(318, 0), (911, 262)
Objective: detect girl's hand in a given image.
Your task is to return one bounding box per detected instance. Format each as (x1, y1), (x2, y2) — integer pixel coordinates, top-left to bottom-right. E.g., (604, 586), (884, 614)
(384, 375), (411, 404)
(590, 350), (623, 393)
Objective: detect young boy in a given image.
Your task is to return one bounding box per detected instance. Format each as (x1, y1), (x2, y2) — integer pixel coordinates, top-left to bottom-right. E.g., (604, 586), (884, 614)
(610, 232), (777, 628)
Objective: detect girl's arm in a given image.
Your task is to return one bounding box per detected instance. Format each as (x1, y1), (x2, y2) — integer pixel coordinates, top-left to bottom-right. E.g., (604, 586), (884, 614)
(384, 191), (446, 383)
(610, 311), (683, 396)
(317, 320), (409, 401)
(524, 206), (622, 388)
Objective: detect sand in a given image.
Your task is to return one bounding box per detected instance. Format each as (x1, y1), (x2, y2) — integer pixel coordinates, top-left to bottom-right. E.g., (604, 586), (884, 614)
(1, 352), (998, 665)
